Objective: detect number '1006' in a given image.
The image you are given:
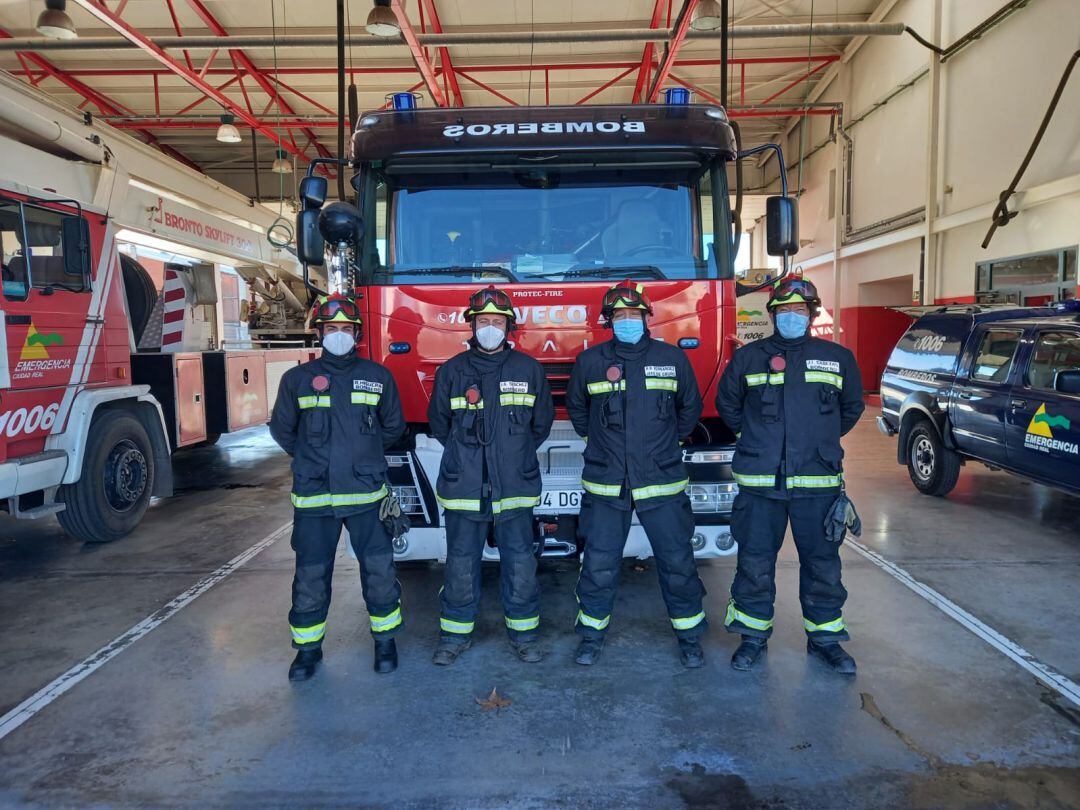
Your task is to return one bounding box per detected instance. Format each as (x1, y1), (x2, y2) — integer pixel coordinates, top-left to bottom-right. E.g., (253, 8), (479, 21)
(0, 403), (60, 437)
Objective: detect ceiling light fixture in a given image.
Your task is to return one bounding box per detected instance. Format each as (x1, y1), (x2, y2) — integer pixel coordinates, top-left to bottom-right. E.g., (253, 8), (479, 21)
(690, 0), (724, 31)
(271, 149), (293, 174)
(216, 114), (242, 144)
(365, 0), (400, 38)
(36, 0), (78, 40)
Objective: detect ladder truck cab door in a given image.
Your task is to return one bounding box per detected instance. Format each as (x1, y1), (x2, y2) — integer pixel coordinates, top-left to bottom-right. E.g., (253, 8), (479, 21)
(0, 195), (96, 442)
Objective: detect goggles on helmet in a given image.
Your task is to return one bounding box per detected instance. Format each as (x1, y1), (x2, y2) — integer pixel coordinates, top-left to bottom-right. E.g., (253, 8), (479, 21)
(310, 294), (363, 327)
(600, 281), (653, 320)
(767, 277), (820, 309)
(464, 286), (516, 323)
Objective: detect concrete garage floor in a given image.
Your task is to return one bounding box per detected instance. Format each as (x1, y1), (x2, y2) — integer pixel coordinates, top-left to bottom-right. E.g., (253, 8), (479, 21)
(1, 417), (1078, 808)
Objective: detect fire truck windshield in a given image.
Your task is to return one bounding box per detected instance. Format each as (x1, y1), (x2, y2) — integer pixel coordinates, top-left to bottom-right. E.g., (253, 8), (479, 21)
(378, 178), (720, 284)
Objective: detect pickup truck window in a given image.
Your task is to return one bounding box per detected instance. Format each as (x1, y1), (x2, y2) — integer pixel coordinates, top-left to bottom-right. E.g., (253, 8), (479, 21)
(1027, 331), (1080, 391)
(970, 329), (1022, 383)
(890, 323), (965, 374)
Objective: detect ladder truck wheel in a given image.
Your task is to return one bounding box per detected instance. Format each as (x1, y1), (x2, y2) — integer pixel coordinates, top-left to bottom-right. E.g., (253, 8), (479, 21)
(58, 410), (155, 544)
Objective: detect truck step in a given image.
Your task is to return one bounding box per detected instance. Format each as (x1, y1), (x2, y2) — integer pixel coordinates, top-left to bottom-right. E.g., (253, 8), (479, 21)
(12, 502), (66, 520)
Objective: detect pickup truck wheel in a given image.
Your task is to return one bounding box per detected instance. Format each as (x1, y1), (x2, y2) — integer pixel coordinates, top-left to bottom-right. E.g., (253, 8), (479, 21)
(58, 410), (155, 543)
(906, 421), (960, 497)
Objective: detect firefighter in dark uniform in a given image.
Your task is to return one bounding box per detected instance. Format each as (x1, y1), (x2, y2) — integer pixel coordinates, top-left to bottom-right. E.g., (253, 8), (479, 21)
(269, 293), (406, 681)
(566, 281), (707, 668)
(428, 287), (555, 665)
(716, 277), (864, 675)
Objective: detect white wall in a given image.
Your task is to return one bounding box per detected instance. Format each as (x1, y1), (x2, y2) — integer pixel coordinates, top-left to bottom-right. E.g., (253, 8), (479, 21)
(783, 0), (1080, 321)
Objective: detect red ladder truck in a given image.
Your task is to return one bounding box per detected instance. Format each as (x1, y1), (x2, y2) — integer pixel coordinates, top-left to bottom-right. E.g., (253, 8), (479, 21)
(295, 93), (798, 562)
(0, 74), (315, 543)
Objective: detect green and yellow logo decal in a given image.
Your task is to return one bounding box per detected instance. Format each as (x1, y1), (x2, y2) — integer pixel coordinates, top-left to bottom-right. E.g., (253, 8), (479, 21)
(736, 308), (763, 323)
(1024, 404), (1077, 455)
(20, 324), (64, 361)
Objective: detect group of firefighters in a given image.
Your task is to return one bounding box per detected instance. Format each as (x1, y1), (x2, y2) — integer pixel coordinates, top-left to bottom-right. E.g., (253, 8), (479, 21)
(269, 276), (864, 682)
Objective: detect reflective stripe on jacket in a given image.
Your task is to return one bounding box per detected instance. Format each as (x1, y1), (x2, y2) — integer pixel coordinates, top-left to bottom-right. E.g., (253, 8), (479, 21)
(716, 334), (864, 499)
(428, 346), (555, 521)
(566, 337), (703, 511)
(269, 354), (405, 516)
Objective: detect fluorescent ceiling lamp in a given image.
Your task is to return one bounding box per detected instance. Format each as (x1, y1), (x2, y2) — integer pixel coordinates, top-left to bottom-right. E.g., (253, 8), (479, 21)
(366, 0), (400, 37)
(37, 0), (77, 40)
(690, 0), (724, 31)
(271, 149), (293, 174)
(216, 114), (242, 144)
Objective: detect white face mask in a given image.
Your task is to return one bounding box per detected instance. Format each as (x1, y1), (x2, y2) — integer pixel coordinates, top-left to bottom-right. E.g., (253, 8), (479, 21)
(475, 324), (506, 351)
(321, 330), (355, 356)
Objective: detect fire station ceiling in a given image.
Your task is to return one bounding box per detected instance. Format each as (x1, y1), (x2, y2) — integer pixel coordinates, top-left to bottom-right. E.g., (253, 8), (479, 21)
(0, 0), (881, 200)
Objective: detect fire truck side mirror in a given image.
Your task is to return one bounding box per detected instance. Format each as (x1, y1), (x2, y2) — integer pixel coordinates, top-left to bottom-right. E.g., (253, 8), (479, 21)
(765, 196), (799, 257)
(296, 209), (325, 266)
(299, 176), (328, 210)
(61, 215), (91, 286)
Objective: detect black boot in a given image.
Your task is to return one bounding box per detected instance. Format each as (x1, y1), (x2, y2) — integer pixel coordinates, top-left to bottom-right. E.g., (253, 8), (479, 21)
(678, 638), (705, 669)
(574, 637), (604, 666)
(432, 638), (471, 667)
(374, 638), (398, 674)
(510, 640), (543, 663)
(807, 639), (857, 675)
(288, 647), (322, 682)
(730, 636), (767, 671)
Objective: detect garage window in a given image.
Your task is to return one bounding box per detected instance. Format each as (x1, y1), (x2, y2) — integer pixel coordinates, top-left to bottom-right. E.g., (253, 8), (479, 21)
(970, 329), (1022, 384)
(1027, 332), (1080, 392)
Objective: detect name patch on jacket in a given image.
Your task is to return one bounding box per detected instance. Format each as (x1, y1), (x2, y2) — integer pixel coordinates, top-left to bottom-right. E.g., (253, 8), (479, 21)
(354, 379), (384, 393)
(500, 380), (530, 393)
(644, 365), (676, 377)
(805, 359), (840, 373)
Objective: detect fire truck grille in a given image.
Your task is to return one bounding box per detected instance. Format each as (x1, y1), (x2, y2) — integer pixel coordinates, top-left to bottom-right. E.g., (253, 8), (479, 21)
(542, 362), (574, 407)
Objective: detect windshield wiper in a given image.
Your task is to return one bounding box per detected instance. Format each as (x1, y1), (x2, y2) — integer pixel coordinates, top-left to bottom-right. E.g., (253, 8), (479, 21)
(531, 265), (666, 280)
(391, 265), (518, 282)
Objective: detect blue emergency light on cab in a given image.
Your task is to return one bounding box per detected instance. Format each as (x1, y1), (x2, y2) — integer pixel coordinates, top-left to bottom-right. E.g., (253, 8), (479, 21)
(390, 92), (419, 111)
(663, 87), (692, 106)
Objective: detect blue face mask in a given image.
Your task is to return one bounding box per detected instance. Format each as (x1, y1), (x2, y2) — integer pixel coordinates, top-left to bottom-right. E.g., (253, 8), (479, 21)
(775, 311), (810, 340)
(613, 318), (645, 344)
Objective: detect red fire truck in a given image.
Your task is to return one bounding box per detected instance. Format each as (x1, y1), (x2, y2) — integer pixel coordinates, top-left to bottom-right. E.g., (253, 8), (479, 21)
(0, 75), (314, 543)
(296, 96), (798, 561)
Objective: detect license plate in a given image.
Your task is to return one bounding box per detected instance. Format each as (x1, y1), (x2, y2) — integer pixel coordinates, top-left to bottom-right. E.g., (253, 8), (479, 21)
(537, 489), (582, 511)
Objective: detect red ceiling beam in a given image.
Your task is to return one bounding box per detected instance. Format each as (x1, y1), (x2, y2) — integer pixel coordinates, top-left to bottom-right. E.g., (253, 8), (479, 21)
(419, 0), (463, 106)
(391, 0), (447, 107)
(18, 55), (839, 79)
(575, 66), (637, 105)
(632, 0), (668, 104)
(755, 59), (833, 107)
(455, 71), (516, 106)
(0, 27), (201, 171)
(182, 0), (331, 162)
(647, 0), (700, 103)
(70, 0), (310, 167)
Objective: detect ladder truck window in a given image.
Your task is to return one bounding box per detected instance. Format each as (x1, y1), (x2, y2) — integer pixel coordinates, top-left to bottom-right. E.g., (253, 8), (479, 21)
(0, 200), (91, 299)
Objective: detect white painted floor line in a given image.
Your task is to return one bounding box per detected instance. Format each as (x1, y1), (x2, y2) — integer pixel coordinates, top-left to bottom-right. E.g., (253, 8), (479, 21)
(0, 521), (293, 742)
(846, 538), (1080, 709)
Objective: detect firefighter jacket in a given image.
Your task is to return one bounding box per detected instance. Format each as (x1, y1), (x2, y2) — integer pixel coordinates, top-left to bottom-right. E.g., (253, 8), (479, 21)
(566, 336), (703, 511)
(270, 352), (405, 516)
(716, 332), (864, 499)
(428, 343), (555, 522)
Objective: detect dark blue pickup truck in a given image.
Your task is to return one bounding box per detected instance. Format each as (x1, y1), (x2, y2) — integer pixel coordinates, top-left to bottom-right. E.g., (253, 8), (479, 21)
(879, 302), (1080, 496)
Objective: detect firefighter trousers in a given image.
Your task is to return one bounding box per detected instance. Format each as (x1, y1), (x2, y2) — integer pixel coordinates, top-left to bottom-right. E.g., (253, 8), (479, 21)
(288, 510), (402, 649)
(440, 510), (541, 643)
(725, 492), (849, 642)
(575, 494), (707, 640)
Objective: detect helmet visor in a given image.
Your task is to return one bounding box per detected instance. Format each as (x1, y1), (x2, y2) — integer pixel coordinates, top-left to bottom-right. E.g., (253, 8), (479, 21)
(313, 297), (363, 324)
(768, 278), (819, 308)
(601, 286), (650, 314)
(466, 287), (514, 318)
